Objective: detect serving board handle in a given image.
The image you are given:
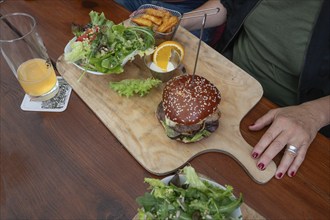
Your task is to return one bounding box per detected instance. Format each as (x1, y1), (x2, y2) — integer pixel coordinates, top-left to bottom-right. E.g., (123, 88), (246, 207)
(211, 133), (277, 184)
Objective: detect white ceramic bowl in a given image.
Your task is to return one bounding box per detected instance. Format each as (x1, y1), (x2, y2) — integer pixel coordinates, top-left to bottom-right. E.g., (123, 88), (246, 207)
(64, 37), (138, 75)
(161, 174), (243, 219)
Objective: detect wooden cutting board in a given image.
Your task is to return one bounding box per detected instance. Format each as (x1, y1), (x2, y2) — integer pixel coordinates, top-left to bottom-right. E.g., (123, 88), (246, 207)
(56, 26), (276, 184)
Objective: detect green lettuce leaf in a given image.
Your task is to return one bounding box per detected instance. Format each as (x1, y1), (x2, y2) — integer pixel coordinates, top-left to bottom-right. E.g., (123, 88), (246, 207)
(160, 119), (212, 143)
(64, 41), (90, 62)
(109, 78), (162, 97)
(182, 166), (207, 191)
(89, 10), (107, 26)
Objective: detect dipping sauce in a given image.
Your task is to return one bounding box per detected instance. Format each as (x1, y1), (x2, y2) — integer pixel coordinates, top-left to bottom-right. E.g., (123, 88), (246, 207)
(149, 61), (175, 73)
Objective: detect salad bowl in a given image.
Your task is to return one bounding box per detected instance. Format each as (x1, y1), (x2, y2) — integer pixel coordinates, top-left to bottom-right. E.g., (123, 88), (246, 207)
(135, 166), (243, 219)
(64, 37), (140, 75)
(161, 175), (243, 219)
(63, 11), (155, 75)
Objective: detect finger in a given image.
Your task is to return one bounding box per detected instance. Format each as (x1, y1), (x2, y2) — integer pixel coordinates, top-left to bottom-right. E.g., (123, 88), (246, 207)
(249, 109), (277, 131)
(286, 143), (308, 177)
(255, 130), (288, 170)
(275, 149), (296, 179)
(251, 121), (283, 159)
(275, 145), (306, 179)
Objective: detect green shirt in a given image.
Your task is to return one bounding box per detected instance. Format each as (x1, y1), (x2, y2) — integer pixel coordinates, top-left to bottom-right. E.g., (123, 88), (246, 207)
(233, 0), (322, 106)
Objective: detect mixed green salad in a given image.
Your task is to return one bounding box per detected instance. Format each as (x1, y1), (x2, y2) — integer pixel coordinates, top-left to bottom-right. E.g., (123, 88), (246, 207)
(136, 166), (243, 220)
(64, 11), (155, 74)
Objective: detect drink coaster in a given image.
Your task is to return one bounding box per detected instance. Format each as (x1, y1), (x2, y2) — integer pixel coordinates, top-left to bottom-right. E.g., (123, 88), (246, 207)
(20, 76), (72, 112)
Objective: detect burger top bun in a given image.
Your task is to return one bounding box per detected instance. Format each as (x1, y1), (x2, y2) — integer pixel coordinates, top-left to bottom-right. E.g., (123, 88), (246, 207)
(162, 75), (221, 125)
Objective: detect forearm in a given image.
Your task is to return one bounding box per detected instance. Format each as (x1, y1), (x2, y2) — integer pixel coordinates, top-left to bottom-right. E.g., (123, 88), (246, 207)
(180, 0), (227, 31)
(301, 95), (330, 131)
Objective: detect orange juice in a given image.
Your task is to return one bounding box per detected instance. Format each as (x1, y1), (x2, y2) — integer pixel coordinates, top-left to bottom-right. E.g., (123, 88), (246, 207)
(17, 58), (57, 96)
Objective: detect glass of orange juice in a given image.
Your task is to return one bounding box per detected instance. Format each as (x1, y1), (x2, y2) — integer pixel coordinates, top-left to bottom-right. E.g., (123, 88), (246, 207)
(0, 13), (59, 101)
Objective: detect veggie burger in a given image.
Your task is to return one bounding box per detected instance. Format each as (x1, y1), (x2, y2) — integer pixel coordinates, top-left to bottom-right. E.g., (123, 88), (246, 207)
(156, 74), (221, 143)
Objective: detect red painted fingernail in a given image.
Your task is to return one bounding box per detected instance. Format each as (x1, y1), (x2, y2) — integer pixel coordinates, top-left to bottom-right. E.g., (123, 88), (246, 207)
(257, 163), (265, 170)
(252, 152), (259, 158)
(277, 172), (283, 179)
(290, 171), (296, 177)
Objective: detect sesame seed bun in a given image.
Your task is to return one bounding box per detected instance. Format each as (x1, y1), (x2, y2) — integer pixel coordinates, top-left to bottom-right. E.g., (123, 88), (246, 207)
(162, 75), (221, 125)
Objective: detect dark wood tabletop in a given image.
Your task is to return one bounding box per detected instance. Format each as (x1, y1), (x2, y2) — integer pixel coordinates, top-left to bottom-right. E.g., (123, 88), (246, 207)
(1, 1), (329, 219)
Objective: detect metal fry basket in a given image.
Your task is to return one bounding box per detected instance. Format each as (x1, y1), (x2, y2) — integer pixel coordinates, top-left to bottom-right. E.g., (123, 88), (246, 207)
(129, 4), (182, 44)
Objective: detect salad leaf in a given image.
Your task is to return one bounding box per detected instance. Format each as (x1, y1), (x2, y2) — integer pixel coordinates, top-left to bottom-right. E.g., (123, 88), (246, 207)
(109, 78), (162, 97)
(89, 11), (107, 26)
(182, 130), (211, 143)
(183, 166), (207, 191)
(64, 41), (90, 63)
(64, 11), (155, 74)
(71, 23), (85, 37)
(136, 166), (243, 220)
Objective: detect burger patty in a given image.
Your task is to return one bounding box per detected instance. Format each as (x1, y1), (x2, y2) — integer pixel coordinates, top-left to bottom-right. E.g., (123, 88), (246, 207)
(156, 102), (220, 136)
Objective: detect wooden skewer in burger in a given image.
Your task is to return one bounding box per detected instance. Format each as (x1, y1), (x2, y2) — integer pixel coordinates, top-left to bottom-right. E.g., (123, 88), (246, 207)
(156, 14), (222, 143)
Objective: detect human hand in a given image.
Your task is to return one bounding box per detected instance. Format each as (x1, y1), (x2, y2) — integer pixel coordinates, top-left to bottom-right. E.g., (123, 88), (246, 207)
(249, 97), (330, 179)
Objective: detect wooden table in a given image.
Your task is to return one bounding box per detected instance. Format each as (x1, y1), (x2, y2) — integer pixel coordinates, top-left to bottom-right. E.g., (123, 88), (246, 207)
(1, 1), (329, 219)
